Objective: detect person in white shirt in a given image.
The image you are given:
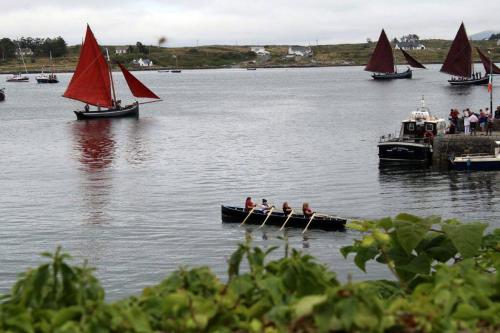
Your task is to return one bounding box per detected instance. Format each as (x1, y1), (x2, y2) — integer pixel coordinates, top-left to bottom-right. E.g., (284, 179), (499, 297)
(261, 199), (273, 214)
(463, 111), (470, 135)
(469, 113), (479, 136)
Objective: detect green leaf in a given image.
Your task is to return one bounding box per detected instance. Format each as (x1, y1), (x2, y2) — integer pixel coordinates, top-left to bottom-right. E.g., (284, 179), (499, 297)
(227, 245), (245, 280)
(398, 253), (431, 275)
(394, 214), (433, 254)
(442, 223), (487, 258)
(294, 295), (327, 318)
(354, 246), (378, 272)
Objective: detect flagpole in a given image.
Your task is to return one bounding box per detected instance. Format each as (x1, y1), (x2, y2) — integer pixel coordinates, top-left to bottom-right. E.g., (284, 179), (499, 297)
(489, 50), (493, 114)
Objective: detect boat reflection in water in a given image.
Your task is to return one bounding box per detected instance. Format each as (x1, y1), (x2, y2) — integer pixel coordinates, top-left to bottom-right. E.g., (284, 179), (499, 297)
(72, 119), (116, 224)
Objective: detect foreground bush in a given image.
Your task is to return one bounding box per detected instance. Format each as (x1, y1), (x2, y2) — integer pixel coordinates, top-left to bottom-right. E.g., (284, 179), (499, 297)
(0, 214), (499, 332)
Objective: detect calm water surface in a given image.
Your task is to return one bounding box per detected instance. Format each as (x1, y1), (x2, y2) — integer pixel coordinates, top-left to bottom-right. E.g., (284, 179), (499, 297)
(1, 65), (499, 299)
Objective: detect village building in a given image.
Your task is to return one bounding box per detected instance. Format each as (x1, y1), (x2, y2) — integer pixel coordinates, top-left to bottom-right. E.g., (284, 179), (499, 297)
(287, 46), (313, 57)
(115, 46), (128, 55)
(15, 48), (34, 56)
(131, 58), (154, 67)
(250, 46), (270, 56)
(394, 41), (426, 50)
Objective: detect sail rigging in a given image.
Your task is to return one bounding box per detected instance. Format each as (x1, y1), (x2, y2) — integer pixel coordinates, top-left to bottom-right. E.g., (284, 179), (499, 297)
(401, 49), (426, 69)
(440, 23), (472, 78)
(63, 25), (113, 108)
(476, 47), (500, 75)
(365, 29), (395, 73)
(118, 63), (160, 99)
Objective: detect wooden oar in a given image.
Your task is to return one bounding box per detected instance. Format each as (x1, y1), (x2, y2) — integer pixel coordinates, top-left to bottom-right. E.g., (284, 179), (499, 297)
(240, 207), (255, 227)
(302, 213), (316, 234)
(279, 210), (294, 231)
(258, 207), (274, 229)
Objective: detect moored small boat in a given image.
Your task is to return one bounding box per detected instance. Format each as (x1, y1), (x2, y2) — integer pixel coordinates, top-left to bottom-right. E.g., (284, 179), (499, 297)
(6, 74), (29, 82)
(36, 73), (59, 84)
(449, 141), (500, 171)
(221, 205), (347, 231)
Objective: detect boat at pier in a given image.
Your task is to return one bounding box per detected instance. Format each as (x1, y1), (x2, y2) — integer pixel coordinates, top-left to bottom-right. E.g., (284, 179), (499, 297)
(378, 97), (447, 164)
(63, 25), (160, 120)
(449, 141), (500, 171)
(441, 23), (489, 86)
(365, 29), (425, 80)
(0, 88), (5, 101)
(221, 205), (346, 231)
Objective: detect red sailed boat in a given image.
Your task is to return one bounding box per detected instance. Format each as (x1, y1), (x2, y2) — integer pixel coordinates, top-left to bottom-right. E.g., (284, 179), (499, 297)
(476, 47), (500, 76)
(440, 23), (489, 86)
(365, 29), (426, 80)
(64, 25), (160, 120)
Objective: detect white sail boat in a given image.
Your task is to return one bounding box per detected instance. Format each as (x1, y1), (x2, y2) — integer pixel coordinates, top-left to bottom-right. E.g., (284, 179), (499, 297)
(7, 43), (29, 82)
(36, 51), (59, 83)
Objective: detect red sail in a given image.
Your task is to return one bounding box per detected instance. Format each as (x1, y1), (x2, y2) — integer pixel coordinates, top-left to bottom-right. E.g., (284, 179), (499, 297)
(440, 23), (472, 78)
(118, 63), (160, 99)
(476, 47), (500, 75)
(401, 49), (426, 69)
(63, 25), (113, 108)
(365, 29), (395, 73)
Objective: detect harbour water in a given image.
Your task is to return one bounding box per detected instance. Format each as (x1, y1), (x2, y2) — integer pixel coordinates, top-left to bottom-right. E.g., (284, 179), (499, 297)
(1, 65), (499, 299)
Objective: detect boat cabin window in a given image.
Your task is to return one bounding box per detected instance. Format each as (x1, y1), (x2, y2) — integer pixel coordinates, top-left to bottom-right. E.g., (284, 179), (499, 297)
(425, 123), (434, 131)
(407, 123), (415, 131)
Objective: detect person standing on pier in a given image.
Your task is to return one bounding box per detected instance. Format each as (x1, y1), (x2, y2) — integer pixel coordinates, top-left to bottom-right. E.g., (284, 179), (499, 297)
(487, 113), (494, 136)
(463, 111), (470, 136)
(469, 113), (479, 136)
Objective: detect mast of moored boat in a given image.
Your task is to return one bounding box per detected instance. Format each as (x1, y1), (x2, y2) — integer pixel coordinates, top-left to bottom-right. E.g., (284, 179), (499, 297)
(105, 48), (117, 107)
(50, 51), (54, 76)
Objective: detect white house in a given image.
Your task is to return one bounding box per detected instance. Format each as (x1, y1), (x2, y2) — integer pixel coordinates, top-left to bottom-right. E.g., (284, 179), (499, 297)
(394, 42), (426, 50)
(497, 39), (500, 46)
(288, 46), (313, 57)
(15, 48), (34, 56)
(250, 46), (270, 56)
(115, 46), (128, 55)
(131, 58), (154, 67)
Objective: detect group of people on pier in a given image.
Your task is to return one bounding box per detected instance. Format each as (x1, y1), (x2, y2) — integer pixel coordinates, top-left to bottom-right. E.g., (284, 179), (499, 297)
(245, 197), (314, 218)
(447, 106), (500, 136)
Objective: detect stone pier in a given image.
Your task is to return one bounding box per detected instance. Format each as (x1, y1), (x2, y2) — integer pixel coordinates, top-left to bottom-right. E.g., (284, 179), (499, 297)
(432, 133), (500, 167)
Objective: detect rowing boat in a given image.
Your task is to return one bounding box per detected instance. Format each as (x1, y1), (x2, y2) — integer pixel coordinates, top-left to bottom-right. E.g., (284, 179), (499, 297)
(221, 205), (346, 231)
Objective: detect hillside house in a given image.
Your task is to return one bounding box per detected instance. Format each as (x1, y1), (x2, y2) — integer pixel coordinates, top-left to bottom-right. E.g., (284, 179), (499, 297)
(131, 58), (154, 67)
(15, 48), (34, 56)
(115, 46), (128, 55)
(250, 46), (270, 56)
(395, 41), (426, 50)
(288, 46), (313, 57)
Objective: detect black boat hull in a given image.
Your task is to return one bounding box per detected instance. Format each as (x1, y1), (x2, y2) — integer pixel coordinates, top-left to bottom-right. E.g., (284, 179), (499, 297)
(0, 89), (4, 101)
(372, 69), (412, 80)
(36, 78), (59, 84)
(448, 76), (489, 86)
(378, 141), (432, 164)
(221, 206), (346, 231)
(74, 103), (139, 120)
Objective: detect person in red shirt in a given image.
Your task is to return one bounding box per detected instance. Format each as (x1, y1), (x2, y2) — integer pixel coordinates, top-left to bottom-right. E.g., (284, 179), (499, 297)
(245, 197), (256, 212)
(302, 202), (314, 218)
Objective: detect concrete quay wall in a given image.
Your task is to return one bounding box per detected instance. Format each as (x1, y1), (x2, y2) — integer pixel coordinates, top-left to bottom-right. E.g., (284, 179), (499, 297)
(432, 134), (500, 166)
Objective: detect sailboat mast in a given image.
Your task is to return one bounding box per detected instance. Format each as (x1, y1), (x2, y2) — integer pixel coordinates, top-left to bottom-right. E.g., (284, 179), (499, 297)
(50, 51), (54, 75)
(17, 41), (28, 74)
(106, 48), (117, 105)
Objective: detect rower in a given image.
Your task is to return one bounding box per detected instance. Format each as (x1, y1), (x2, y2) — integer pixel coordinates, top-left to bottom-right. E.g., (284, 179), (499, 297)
(282, 201), (293, 215)
(261, 199), (273, 214)
(302, 202), (314, 218)
(245, 197), (256, 212)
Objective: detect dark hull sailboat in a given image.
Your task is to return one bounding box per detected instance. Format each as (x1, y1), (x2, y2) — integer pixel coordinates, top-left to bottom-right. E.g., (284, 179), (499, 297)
(221, 206), (347, 231)
(441, 23), (486, 86)
(64, 25), (160, 120)
(365, 30), (425, 80)
(36, 76), (59, 84)
(448, 76), (489, 86)
(74, 102), (139, 120)
(372, 68), (412, 80)
(0, 88), (5, 101)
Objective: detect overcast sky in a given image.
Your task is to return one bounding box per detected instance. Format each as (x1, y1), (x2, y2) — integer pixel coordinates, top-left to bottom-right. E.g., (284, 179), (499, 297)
(1, 0), (499, 46)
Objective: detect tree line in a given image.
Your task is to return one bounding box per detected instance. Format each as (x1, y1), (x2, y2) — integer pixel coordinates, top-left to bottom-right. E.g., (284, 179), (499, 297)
(0, 36), (67, 60)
